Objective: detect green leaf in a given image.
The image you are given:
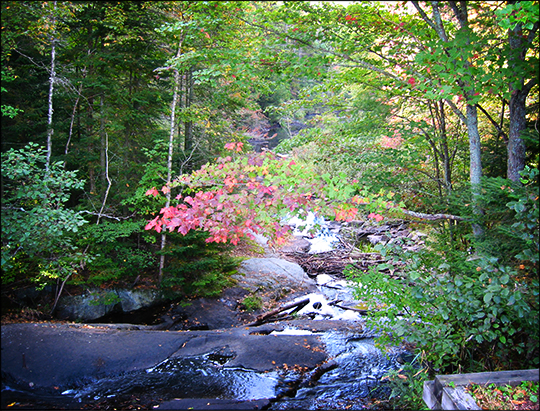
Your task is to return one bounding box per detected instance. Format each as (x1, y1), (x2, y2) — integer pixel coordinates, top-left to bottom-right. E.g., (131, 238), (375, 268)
(484, 293), (493, 304)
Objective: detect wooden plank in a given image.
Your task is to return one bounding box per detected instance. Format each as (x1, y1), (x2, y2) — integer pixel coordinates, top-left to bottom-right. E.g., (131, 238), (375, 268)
(441, 386), (481, 410)
(422, 380), (442, 410)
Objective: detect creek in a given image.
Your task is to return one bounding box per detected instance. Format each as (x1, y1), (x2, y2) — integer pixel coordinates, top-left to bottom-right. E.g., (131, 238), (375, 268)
(2, 214), (415, 410)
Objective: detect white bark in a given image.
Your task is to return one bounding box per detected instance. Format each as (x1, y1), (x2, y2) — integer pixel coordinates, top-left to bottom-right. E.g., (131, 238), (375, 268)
(158, 37), (183, 283)
(45, 1), (57, 174)
(96, 133), (111, 225)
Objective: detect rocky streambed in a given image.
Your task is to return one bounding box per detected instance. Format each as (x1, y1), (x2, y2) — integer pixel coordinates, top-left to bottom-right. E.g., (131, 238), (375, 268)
(2, 219), (421, 410)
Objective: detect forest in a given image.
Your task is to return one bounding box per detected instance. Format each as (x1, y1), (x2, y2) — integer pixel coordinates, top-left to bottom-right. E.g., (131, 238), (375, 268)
(1, 0), (538, 394)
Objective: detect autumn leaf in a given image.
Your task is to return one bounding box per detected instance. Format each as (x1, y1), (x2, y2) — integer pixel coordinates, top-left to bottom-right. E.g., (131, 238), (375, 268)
(145, 187), (159, 197)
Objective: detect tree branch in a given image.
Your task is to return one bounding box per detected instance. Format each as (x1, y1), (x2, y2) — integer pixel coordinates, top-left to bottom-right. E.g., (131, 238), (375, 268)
(236, 15), (400, 81)
(476, 103), (509, 143)
(410, 1), (439, 34)
(79, 210), (136, 221)
(400, 209), (466, 221)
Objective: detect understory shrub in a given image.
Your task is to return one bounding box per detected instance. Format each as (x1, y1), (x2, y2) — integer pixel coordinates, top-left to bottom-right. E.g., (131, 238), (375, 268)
(75, 220), (156, 286)
(159, 230), (240, 298)
(347, 239), (538, 374)
(1, 143), (89, 291)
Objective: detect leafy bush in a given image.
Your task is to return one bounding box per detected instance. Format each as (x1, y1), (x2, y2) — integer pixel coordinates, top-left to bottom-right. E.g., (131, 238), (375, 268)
(470, 167), (539, 268)
(347, 236), (538, 373)
(76, 220), (156, 286)
(378, 356), (431, 410)
(1, 143), (89, 288)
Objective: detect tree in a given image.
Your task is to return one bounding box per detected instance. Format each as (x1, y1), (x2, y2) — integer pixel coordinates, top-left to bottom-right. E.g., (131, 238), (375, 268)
(495, 1), (539, 182)
(144, 141), (393, 246)
(247, 1), (539, 236)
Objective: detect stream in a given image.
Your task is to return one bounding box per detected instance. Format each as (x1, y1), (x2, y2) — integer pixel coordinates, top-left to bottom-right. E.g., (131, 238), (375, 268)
(2, 213), (411, 410)
(2, 330), (403, 410)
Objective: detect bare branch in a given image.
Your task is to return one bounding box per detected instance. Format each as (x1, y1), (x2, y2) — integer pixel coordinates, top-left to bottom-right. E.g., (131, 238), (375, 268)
(79, 210), (136, 221)
(400, 209), (466, 221)
(476, 103), (509, 143)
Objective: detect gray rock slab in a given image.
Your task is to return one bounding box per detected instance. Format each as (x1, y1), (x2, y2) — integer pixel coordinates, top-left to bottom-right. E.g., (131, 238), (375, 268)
(233, 258), (317, 294)
(116, 288), (163, 312)
(170, 328), (326, 372)
(1, 323), (190, 389)
(1, 321), (328, 391)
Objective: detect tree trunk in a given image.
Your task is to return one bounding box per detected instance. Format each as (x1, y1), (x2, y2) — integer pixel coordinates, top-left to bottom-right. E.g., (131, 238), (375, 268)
(45, 1), (57, 174)
(438, 101), (453, 195)
(466, 103), (485, 237)
(100, 94), (106, 184)
(507, 90), (527, 182)
(184, 69), (194, 154)
(506, 17), (537, 182)
(158, 37), (183, 284)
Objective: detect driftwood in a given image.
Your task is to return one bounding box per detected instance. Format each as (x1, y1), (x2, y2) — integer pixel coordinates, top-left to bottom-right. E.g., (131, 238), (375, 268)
(328, 299), (368, 315)
(400, 209), (466, 221)
(281, 249), (385, 278)
(247, 297), (311, 326)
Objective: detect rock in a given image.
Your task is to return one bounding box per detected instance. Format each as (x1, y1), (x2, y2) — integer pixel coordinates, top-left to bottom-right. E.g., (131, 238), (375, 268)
(1, 321), (327, 391)
(116, 289), (163, 312)
(167, 287), (252, 330)
(233, 258), (318, 297)
(55, 290), (117, 321)
(157, 398), (271, 410)
(56, 288), (165, 322)
(279, 237), (311, 253)
(367, 234), (390, 245)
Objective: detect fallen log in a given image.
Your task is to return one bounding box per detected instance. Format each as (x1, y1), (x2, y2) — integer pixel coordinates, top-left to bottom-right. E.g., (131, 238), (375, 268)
(327, 299), (368, 315)
(247, 297), (311, 326)
(399, 209), (466, 221)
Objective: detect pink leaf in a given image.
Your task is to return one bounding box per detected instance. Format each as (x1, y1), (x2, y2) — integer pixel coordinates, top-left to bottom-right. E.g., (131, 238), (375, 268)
(145, 187), (159, 197)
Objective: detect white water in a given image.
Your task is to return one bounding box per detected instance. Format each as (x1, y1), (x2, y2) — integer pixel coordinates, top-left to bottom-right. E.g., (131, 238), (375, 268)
(286, 211), (340, 254)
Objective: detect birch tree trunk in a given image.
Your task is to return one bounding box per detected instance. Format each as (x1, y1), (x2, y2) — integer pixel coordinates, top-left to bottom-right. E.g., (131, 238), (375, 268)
(45, 1), (57, 174)
(158, 37), (183, 283)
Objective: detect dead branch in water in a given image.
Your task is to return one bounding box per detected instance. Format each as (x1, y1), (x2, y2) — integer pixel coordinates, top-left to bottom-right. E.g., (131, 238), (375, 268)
(247, 297), (310, 326)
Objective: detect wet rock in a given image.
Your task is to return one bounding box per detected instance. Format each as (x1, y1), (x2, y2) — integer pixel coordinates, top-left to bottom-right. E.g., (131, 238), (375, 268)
(1, 321), (327, 393)
(167, 287), (252, 330)
(157, 398), (271, 410)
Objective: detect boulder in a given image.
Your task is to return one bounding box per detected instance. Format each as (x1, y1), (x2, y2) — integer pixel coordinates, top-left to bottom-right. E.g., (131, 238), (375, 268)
(55, 290), (117, 321)
(116, 289), (163, 312)
(233, 258), (318, 297)
(56, 288), (164, 322)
